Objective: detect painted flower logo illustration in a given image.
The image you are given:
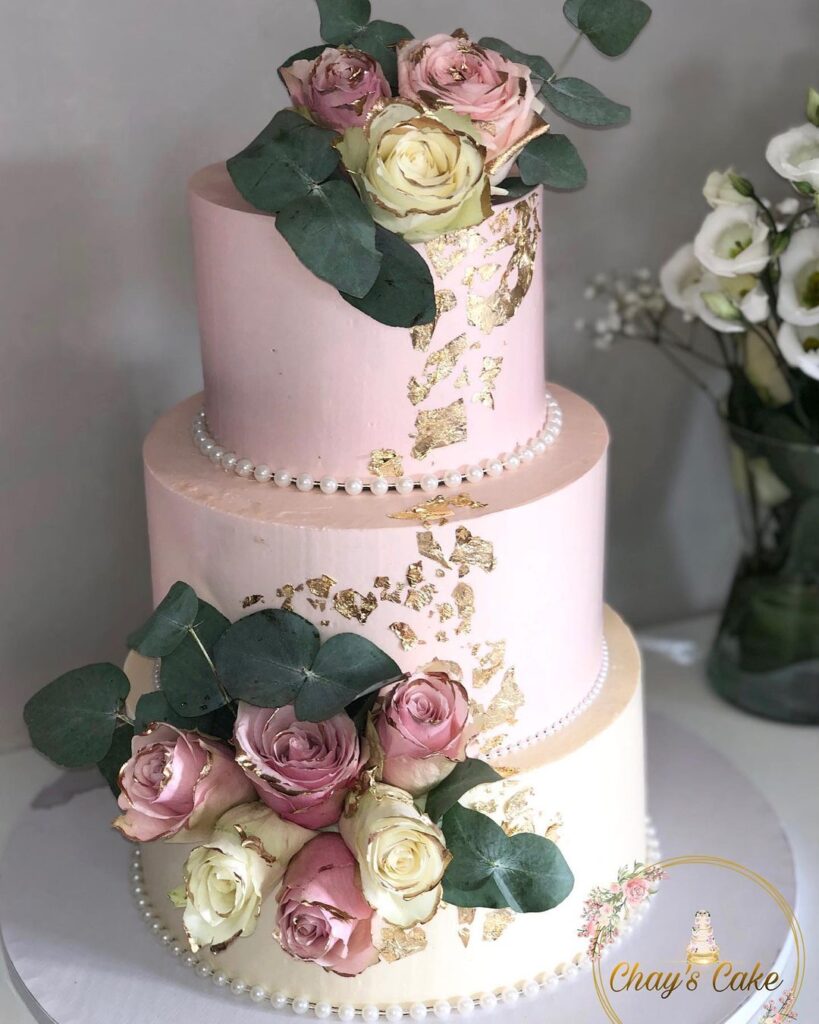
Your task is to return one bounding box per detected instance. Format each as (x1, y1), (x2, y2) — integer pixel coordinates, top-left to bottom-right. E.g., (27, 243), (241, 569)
(578, 861), (667, 960)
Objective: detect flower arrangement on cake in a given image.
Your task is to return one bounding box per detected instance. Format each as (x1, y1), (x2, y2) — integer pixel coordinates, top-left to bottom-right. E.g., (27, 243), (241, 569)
(227, 0), (651, 327)
(23, 582), (575, 975)
(581, 88), (819, 723)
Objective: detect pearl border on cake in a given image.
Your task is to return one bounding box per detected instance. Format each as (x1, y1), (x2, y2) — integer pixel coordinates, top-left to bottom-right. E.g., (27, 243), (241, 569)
(189, 393), (563, 495)
(128, 819), (661, 1019)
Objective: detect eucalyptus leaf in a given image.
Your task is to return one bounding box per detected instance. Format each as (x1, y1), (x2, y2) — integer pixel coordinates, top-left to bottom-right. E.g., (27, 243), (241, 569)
(478, 38), (553, 90)
(214, 609), (400, 721)
(541, 77), (630, 127)
(126, 581), (199, 657)
(442, 804), (574, 913)
(97, 723), (134, 797)
(341, 225), (436, 327)
(160, 601), (230, 717)
(354, 21), (411, 89)
(134, 691), (211, 734)
(278, 44), (328, 81)
(277, 179), (381, 299)
(317, 0), (371, 45)
(518, 134), (587, 190)
(24, 663), (130, 768)
(565, 0), (651, 57)
(425, 758), (502, 823)
(227, 110), (340, 214)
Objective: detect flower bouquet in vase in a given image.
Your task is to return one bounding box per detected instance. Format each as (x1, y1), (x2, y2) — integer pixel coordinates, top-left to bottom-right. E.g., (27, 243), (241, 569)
(582, 88), (819, 723)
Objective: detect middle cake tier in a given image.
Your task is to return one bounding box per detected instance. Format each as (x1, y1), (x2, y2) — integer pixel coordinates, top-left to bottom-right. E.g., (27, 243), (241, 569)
(144, 384), (608, 755)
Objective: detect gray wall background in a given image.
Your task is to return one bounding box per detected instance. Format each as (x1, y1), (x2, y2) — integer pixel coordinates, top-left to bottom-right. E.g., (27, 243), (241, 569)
(2, 0), (817, 751)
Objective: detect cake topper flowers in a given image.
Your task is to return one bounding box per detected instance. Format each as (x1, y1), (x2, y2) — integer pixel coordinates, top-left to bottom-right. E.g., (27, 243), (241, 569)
(227, 0), (652, 328)
(24, 580), (575, 976)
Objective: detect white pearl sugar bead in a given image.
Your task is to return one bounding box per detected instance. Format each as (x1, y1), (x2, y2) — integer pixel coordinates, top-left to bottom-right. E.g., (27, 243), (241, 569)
(235, 458), (254, 477)
(504, 453), (521, 470)
(160, 932), (173, 945)
(170, 943), (184, 958)
(250, 985), (268, 1003)
(293, 996), (311, 1015)
(386, 1005), (403, 1022)
(433, 1000), (451, 1019)
(565, 962), (580, 977)
(519, 446), (535, 462)
(457, 998), (474, 1016)
(396, 476), (415, 495)
(338, 1005), (356, 1022)
(485, 459), (503, 478)
(199, 438), (215, 455)
(320, 476), (338, 495)
(444, 470), (462, 488)
(230, 978), (248, 996)
(150, 920), (163, 934)
(501, 988), (519, 1006)
(420, 474), (439, 493)
(296, 474), (314, 493)
(274, 470), (292, 488)
(533, 439), (546, 455)
(253, 463), (272, 483)
(345, 478), (364, 496)
(523, 980), (540, 999)
(362, 1005), (380, 1022)
(315, 1001), (333, 1019)
(222, 451), (238, 473)
(479, 994), (497, 1011)
(465, 465), (483, 484)
(182, 952), (198, 968)
(208, 445), (225, 464)
(370, 478), (389, 497)
(271, 992), (289, 1010)
(409, 1003), (428, 1021)
(544, 975), (559, 991)
(213, 969), (229, 987)
(195, 963), (211, 978)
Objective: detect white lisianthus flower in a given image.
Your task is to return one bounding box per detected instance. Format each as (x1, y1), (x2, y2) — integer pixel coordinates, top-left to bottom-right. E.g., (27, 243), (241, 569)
(337, 100), (491, 244)
(777, 227), (819, 326)
(777, 321), (819, 381)
(743, 333), (792, 406)
(694, 272), (769, 333)
(765, 123), (819, 190)
(659, 242), (704, 315)
(177, 802), (313, 953)
(693, 205), (770, 277)
(703, 169), (750, 207)
(339, 781), (450, 928)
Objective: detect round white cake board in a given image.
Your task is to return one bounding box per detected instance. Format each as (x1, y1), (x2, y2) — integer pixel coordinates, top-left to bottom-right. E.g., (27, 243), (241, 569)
(0, 714), (797, 1024)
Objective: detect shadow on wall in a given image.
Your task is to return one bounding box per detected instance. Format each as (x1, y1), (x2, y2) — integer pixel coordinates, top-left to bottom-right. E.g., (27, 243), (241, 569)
(0, 158), (153, 747)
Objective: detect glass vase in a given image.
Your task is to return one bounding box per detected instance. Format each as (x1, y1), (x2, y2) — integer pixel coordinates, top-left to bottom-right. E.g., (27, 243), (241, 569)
(707, 423), (819, 723)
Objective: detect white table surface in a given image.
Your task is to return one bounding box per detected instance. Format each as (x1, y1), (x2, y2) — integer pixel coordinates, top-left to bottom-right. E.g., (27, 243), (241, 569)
(1, 615), (816, 1022)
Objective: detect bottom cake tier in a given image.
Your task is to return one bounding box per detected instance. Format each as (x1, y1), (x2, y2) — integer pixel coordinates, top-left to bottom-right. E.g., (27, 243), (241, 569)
(134, 606), (646, 1012)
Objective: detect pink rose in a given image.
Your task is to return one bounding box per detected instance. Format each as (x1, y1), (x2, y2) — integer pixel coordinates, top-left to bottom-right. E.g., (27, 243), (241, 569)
(280, 47), (391, 132)
(234, 703), (366, 828)
(624, 876), (650, 906)
(397, 32), (545, 180)
(277, 833), (379, 976)
(113, 724), (254, 843)
(370, 663), (469, 796)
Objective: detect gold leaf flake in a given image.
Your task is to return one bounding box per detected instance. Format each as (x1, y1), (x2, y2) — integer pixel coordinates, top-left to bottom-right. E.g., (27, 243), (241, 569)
(435, 631), (449, 642)
(374, 576), (404, 603)
(479, 734), (506, 757)
(241, 594), (264, 608)
(483, 909), (515, 942)
(473, 356), (504, 410)
(469, 798), (498, 815)
(454, 367), (470, 389)
(452, 582), (475, 635)
(405, 584), (437, 611)
(502, 787), (536, 836)
(406, 562), (424, 586)
(377, 924), (428, 963)
(374, 576), (390, 590)
(417, 530), (451, 568)
(307, 598), (327, 612)
(407, 334), (468, 405)
(276, 584), (301, 611)
(471, 667), (524, 733)
(437, 602), (454, 622)
(450, 525), (496, 577)
(320, 619), (330, 627)
(473, 641), (507, 689)
(389, 622), (424, 651)
(410, 289), (457, 351)
(457, 906), (476, 949)
(458, 927), (472, 949)
(369, 449), (404, 478)
(411, 399), (467, 460)
(466, 197), (541, 334)
(333, 589), (378, 624)
(425, 229), (483, 279)
(306, 575), (336, 600)
(545, 812), (564, 843)
(389, 494), (487, 528)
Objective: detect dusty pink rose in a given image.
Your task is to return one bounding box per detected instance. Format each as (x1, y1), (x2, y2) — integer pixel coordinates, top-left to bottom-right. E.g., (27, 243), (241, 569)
(277, 833), (379, 976)
(280, 47), (391, 132)
(370, 664), (469, 796)
(233, 703), (366, 828)
(624, 876), (650, 906)
(397, 32), (545, 179)
(113, 724), (254, 843)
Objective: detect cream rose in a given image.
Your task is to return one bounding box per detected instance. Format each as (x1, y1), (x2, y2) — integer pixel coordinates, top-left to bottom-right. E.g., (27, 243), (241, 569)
(175, 802), (313, 953)
(777, 227), (819, 326)
(337, 100), (490, 243)
(693, 204), (770, 278)
(339, 781), (450, 927)
(766, 123), (819, 190)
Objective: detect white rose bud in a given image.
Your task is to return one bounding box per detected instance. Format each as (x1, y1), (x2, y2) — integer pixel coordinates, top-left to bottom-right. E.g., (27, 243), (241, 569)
(339, 782), (451, 928)
(177, 802), (314, 953)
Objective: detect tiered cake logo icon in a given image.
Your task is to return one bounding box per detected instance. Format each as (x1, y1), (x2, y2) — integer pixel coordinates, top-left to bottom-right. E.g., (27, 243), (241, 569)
(686, 910), (721, 965)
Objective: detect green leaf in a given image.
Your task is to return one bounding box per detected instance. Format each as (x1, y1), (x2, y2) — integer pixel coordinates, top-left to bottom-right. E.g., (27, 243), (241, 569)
(441, 804), (575, 912)
(806, 86), (819, 127)
(276, 178), (381, 299)
(341, 226), (436, 327)
(134, 691), (211, 734)
(160, 600), (230, 717)
(541, 77), (630, 127)
(477, 38), (553, 90)
(24, 664), (130, 768)
(214, 610), (401, 721)
(227, 110), (340, 215)
(97, 723), (134, 797)
(566, 0), (652, 57)
(518, 133), (587, 190)
(126, 581), (199, 657)
(317, 0), (371, 45)
(354, 21), (411, 89)
(425, 758), (502, 823)
(794, 180), (815, 197)
(278, 44), (328, 82)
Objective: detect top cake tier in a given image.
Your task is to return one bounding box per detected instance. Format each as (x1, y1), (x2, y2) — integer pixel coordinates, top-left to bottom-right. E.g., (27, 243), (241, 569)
(189, 165), (548, 484)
